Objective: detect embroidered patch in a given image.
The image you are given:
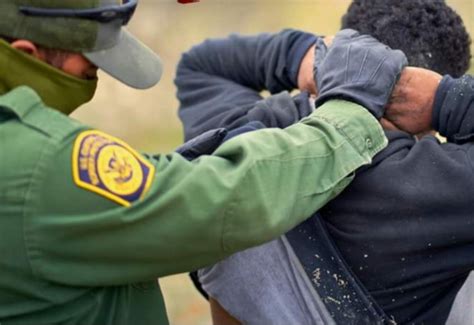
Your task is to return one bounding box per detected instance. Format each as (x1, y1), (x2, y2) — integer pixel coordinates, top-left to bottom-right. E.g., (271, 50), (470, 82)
(72, 130), (155, 206)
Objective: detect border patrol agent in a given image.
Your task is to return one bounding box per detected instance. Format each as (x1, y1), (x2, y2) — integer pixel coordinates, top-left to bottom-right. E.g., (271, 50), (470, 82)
(0, 1), (400, 324)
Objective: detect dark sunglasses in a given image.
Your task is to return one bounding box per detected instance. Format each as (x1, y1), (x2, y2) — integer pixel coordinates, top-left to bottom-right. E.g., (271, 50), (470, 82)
(19, 0), (138, 25)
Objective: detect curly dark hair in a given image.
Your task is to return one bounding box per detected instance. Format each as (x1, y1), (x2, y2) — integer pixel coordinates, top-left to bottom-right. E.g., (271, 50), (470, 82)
(341, 0), (471, 77)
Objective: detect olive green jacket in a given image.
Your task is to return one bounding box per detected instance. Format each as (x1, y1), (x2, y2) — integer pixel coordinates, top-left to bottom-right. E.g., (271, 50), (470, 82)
(0, 86), (386, 324)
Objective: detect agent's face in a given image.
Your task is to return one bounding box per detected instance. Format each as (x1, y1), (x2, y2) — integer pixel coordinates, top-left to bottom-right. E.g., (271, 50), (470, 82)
(10, 39), (98, 80)
(59, 53), (98, 80)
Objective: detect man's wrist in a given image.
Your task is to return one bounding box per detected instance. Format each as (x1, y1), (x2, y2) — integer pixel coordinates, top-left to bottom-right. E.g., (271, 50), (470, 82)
(288, 32), (319, 88)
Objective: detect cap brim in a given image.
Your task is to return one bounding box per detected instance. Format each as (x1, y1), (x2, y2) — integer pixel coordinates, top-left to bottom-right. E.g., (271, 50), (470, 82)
(84, 29), (162, 89)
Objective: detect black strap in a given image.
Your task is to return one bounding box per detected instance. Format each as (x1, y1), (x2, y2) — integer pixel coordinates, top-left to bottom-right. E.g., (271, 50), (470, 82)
(285, 214), (394, 325)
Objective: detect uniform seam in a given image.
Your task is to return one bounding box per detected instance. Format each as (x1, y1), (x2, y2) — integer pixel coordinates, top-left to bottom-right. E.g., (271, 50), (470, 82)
(221, 188), (236, 253)
(315, 115), (368, 157)
(15, 101), (52, 138)
(236, 131), (344, 161)
(22, 135), (55, 279)
(221, 163), (252, 254)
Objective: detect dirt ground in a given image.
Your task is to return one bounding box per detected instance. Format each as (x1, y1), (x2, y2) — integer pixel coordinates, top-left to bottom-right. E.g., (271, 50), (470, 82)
(71, 1), (473, 324)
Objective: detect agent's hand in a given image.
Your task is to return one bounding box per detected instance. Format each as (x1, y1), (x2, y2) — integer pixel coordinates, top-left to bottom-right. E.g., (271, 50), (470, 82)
(385, 67), (442, 135)
(315, 29), (407, 118)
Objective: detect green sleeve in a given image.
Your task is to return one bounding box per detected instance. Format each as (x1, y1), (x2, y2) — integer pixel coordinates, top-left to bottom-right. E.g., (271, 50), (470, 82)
(27, 100), (386, 286)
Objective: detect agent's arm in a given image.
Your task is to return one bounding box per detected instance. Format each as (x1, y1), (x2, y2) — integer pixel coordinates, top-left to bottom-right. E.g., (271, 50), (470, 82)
(25, 30), (402, 287)
(28, 101), (385, 286)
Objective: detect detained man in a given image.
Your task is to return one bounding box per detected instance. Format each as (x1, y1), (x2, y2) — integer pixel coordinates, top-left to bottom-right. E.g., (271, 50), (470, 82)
(175, 0), (473, 323)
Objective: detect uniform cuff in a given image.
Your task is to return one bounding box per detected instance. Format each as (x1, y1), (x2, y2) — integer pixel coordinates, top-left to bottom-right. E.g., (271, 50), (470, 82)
(309, 100), (388, 160)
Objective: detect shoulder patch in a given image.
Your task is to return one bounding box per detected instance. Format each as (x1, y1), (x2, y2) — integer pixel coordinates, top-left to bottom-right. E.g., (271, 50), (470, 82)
(72, 130), (155, 207)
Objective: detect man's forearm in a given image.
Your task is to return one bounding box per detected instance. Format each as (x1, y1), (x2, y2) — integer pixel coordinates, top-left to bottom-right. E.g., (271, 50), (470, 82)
(176, 29), (317, 93)
(176, 30), (319, 140)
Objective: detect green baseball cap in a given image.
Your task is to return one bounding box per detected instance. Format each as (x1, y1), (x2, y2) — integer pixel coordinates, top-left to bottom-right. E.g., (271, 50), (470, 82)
(0, 0), (162, 89)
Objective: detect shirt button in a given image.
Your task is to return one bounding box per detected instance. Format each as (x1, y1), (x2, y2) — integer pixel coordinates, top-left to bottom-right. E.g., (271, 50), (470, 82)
(366, 138), (373, 149)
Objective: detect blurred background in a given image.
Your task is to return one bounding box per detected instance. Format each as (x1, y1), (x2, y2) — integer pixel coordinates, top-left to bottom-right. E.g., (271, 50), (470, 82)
(72, 0), (474, 324)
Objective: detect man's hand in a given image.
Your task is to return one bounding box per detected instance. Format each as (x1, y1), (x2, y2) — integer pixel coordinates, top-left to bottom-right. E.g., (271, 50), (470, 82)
(385, 67), (442, 135)
(297, 36), (333, 95)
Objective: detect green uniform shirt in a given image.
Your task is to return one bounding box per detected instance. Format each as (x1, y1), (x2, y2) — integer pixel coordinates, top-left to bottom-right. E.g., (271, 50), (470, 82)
(0, 86), (386, 324)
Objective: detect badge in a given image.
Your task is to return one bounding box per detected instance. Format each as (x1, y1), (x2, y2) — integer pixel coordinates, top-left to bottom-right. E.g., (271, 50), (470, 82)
(72, 130), (155, 206)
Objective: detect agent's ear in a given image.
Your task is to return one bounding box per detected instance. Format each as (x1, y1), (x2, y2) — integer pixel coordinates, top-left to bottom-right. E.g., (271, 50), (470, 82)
(10, 39), (42, 59)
